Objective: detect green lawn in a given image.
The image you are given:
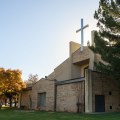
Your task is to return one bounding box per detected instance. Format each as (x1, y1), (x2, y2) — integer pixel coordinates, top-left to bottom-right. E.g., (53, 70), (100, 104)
(0, 110), (120, 120)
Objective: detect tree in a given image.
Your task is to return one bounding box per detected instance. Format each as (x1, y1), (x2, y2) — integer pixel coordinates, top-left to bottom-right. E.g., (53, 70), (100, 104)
(26, 74), (39, 85)
(90, 0), (120, 81)
(0, 68), (26, 107)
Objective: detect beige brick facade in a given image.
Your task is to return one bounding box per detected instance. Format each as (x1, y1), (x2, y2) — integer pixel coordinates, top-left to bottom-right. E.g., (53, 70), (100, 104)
(20, 89), (32, 109)
(92, 71), (120, 112)
(31, 79), (55, 111)
(19, 39), (120, 113)
(56, 81), (85, 112)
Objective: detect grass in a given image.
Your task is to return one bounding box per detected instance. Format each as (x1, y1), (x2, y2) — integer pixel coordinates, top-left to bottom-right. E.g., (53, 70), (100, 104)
(0, 109), (120, 120)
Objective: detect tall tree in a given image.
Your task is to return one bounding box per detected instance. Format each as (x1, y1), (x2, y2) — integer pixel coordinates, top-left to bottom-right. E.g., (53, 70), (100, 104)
(0, 68), (26, 107)
(90, 0), (120, 81)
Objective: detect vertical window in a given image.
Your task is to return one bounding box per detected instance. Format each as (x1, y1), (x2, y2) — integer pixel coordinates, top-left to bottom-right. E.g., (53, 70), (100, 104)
(38, 92), (46, 107)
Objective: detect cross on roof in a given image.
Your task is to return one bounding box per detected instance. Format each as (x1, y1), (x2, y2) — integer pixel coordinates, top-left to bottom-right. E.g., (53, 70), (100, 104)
(76, 19), (89, 51)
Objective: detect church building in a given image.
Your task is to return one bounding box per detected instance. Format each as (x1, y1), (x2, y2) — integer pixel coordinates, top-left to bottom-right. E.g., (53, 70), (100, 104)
(19, 31), (120, 113)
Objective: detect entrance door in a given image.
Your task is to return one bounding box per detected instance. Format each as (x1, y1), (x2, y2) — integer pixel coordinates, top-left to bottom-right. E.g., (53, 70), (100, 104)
(95, 95), (105, 112)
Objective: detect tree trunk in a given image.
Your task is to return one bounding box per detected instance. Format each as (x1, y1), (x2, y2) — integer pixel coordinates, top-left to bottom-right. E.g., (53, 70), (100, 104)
(15, 101), (16, 107)
(5, 99), (7, 106)
(9, 97), (12, 108)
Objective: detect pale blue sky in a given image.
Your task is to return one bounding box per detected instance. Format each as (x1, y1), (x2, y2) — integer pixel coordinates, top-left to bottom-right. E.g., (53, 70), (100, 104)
(0, 0), (99, 80)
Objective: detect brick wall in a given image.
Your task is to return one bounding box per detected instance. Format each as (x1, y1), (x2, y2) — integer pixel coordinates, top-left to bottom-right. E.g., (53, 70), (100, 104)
(56, 82), (85, 112)
(31, 79), (55, 111)
(20, 90), (32, 109)
(92, 71), (120, 112)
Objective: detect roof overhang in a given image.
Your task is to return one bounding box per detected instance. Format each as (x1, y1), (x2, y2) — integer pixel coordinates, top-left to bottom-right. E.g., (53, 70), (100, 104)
(73, 58), (89, 66)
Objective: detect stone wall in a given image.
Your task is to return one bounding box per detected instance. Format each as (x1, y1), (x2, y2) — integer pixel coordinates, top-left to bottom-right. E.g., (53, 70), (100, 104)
(92, 71), (120, 112)
(31, 79), (55, 111)
(20, 90), (32, 109)
(69, 41), (80, 57)
(85, 69), (92, 113)
(54, 58), (71, 81)
(72, 47), (90, 64)
(56, 81), (85, 112)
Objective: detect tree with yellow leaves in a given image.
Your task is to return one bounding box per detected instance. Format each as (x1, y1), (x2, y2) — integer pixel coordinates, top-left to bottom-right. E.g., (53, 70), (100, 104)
(0, 68), (26, 107)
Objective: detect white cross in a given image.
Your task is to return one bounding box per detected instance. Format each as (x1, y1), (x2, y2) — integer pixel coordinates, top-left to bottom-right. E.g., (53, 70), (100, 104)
(76, 19), (89, 51)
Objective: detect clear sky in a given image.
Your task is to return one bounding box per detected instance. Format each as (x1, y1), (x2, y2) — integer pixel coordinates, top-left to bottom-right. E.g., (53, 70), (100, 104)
(0, 0), (99, 80)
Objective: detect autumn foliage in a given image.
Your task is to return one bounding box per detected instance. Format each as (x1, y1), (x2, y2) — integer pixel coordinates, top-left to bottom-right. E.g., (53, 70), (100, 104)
(0, 68), (26, 107)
